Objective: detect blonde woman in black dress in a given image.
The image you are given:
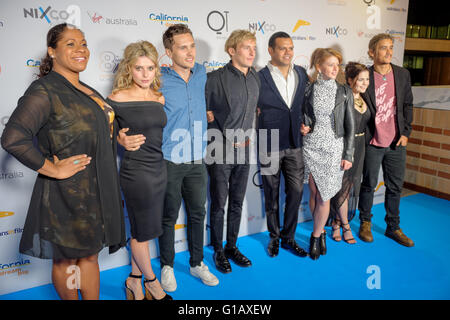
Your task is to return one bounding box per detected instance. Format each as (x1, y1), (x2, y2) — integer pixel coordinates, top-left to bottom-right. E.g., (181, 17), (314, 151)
(330, 62), (371, 244)
(107, 41), (171, 300)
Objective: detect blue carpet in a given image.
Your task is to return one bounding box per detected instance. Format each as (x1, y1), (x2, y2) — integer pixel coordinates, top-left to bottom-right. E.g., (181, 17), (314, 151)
(1, 193), (449, 300)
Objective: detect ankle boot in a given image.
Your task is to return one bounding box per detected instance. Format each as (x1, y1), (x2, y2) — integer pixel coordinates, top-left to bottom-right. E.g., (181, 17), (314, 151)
(309, 234), (320, 260)
(319, 231), (327, 255)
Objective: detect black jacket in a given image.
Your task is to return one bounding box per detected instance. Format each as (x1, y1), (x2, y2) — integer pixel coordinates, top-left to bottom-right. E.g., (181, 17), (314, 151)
(303, 81), (355, 162)
(362, 64), (413, 144)
(205, 64), (260, 134)
(257, 65), (309, 153)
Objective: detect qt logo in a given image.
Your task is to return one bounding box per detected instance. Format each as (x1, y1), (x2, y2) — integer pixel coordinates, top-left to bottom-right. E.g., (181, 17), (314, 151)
(207, 10), (229, 35)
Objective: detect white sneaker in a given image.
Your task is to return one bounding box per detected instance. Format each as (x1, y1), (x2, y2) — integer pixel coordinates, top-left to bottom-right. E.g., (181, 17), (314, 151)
(190, 261), (219, 287)
(161, 265), (177, 292)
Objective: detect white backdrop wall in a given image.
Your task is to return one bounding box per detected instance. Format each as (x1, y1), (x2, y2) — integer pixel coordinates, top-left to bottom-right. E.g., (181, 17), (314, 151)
(0, 0), (408, 295)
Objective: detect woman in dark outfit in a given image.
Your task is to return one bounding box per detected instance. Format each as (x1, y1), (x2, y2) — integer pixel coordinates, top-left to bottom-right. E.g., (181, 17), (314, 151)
(329, 62), (371, 244)
(107, 41), (171, 300)
(1, 23), (125, 300)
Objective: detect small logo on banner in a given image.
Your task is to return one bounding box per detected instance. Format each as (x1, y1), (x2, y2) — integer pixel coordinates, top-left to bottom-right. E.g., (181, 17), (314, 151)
(0, 228), (23, 238)
(23, 5), (81, 27)
(0, 259), (31, 277)
(203, 60), (226, 72)
(293, 19), (310, 33)
(26, 59), (41, 68)
(87, 11), (137, 26)
(149, 12), (189, 26)
(207, 10), (229, 35)
(325, 26), (348, 38)
(248, 21), (276, 35)
(0, 171), (24, 180)
(0, 212), (14, 218)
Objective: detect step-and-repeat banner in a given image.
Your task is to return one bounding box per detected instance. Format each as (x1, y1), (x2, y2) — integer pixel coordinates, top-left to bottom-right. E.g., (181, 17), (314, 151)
(0, 0), (408, 295)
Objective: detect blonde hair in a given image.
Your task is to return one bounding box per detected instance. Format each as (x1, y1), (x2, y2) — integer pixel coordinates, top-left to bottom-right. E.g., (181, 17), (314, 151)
(113, 41), (162, 95)
(310, 48), (343, 71)
(224, 29), (256, 57)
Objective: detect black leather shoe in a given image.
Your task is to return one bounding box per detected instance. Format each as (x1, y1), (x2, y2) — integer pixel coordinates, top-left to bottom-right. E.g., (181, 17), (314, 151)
(281, 239), (307, 257)
(213, 250), (232, 273)
(224, 246), (252, 267)
(309, 234), (320, 260)
(267, 238), (280, 257)
(319, 231), (327, 255)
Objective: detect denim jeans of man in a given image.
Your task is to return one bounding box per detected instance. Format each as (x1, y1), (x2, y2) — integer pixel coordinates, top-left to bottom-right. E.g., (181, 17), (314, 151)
(159, 160), (208, 268)
(358, 143), (407, 231)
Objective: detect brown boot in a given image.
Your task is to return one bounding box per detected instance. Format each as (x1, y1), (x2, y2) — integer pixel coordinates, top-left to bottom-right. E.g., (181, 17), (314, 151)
(359, 221), (373, 242)
(385, 229), (414, 247)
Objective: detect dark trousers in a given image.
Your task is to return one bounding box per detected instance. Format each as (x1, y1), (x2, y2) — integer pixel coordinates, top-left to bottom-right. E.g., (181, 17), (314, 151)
(208, 163), (250, 251)
(358, 143), (406, 231)
(260, 148), (304, 240)
(159, 160), (208, 268)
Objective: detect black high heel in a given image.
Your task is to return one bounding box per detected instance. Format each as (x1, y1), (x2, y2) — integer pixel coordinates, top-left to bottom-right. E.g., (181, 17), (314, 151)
(144, 276), (173, 300)
(319, 230), (327, 255)
(125, 273), (144, 300)
(309, 234), (320, 260)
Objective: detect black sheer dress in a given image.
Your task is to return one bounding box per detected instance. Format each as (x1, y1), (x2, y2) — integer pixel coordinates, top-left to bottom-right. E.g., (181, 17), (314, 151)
(1, 71), (126, 260)
(328, 102), (371, 225)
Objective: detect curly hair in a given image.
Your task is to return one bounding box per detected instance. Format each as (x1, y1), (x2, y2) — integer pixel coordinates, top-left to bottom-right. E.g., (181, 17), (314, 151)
(113, 41), (162, 96)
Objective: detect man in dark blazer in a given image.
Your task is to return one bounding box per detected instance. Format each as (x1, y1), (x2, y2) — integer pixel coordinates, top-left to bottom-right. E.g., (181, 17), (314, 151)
(205, 30), (260, 273)
(257, 32), (309, 258)
(358, 33), (414, 247)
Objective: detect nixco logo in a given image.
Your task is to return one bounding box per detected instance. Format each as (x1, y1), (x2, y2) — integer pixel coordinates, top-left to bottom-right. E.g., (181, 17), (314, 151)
(149, 12), (189, 26)
(26, 59), (41, 68)
(206, 10), (229, 35)
(23, 5), (81, 26)
(203, 60), (226, 72)
(326, 26), (348, 38)
(249, 21), (276, 34)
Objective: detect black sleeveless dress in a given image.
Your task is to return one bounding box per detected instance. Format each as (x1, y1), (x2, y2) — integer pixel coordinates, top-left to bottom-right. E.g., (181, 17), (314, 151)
(329, 104), (371, 224)
(107, 99), (167, 242)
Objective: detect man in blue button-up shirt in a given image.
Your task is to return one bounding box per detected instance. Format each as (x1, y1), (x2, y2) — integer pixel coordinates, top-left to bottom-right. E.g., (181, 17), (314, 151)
(158, 24), (218, 292)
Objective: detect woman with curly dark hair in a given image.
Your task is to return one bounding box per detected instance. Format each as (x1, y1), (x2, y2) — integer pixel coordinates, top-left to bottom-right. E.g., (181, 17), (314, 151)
(1, 23), (126, 300)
